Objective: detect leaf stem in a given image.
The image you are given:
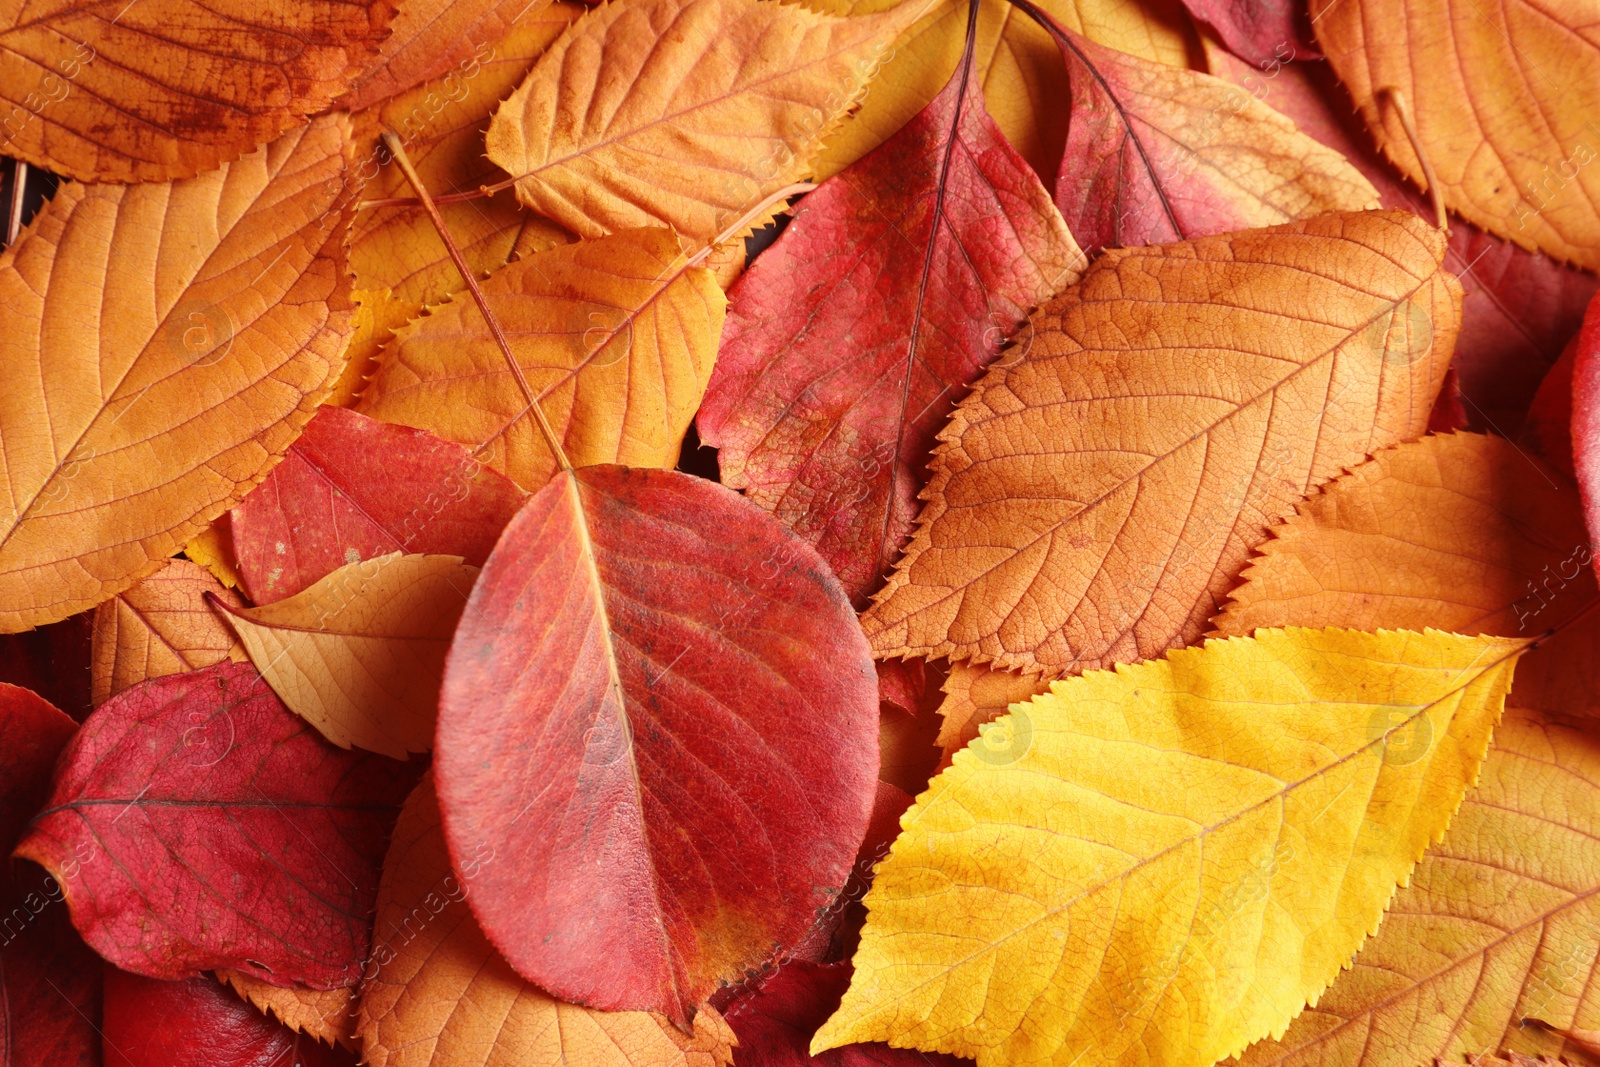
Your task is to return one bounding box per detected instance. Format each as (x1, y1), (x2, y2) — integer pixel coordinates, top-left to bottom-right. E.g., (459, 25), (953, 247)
(355, 186), (495, 211)
(1380, 88), (1449, 234)
(380, 130), (572, 474)
(683, 182), (816, 269)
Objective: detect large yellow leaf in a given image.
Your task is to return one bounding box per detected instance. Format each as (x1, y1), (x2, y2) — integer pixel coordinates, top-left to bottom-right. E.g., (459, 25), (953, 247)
(0, 115), (356, 633)
(1312, 0), (1600, 271)
(1212, 433), (1600, 718)
(862, 210), (1459, 678)
(816, 627), (1524, 1067)
(217, 554), (478, 759)
(1235, 707), (1600, 1066)
(359, 775), (739, 1067)
(810, 0), (1198, 183)
(484, 0), (930, 245)
(356, 228), (725, 491)
(90, 558), (245, 707)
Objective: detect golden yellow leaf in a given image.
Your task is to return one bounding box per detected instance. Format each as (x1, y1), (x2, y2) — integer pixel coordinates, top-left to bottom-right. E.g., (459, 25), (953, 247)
(0, 0), (392, 182)
(217, 554), (477, 759)
(347, 4), (581, 341)
(484, 0), (931, 245)
(862, 210), (1459, 677)
(1234, 708), (1600, 1067)
(326, 288), (392, 408)
(935, 662), (1048, 764)
(1211, 433), (1600, 718)
(216, 968), (358, 1050)
(811, 0), (1197, 183)
(359, 774), (739, 1067)
(0, 115), (356, 634)
(356, 228), (724, 491)
(90, 558), (245, 707)
(816, 627), (1524, 1067)
(1311, 0), (1600, 270)
(185, 516), (242, 590)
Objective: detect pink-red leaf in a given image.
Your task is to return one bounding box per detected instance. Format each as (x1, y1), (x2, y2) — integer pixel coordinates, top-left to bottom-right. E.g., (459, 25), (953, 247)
(232, 407), (526, 604)
(437, 465), (879, 1023)
(14, 662), (416, 989)
(1179, 0), (1315, 66)
(696, 44), (1083, 604)
(1569, 294), (1600, 575)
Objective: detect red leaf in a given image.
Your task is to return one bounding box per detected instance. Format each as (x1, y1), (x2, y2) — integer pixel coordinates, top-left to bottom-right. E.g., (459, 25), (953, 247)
(14, 662), (416, 989)
(0, 613), (94, 721)
(1, 684), (100, 1067)
(437, 465), (879, 1023)
(874, 661), (927, 718)
(1568, 294), (1600, 571)
(232, 407), (526, 604)
(102, 965), (356, 1067)
(1528, 335), (1580, 477)
(696, 31), (1082, 603)
(722, 960), (968, 1067)
(1179, 0), (1316, 67)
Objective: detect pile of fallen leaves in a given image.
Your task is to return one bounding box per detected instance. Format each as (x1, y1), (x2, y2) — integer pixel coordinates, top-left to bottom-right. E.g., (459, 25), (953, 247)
(4, 0), (1600, 1064)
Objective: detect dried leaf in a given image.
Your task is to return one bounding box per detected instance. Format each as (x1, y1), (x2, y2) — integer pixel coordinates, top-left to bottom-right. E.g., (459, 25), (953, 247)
(0, 613), (94, 722)
(1178, 0), (1312, 66)
(816, 627), (1523, 1067)
(91, 558), (246, 708)
(437, 465), (879, 1021)
(934, 662), (1047, 763)
(185, 515), (244, 591)
(1569, 296), (1600, 569)
(357, 229), (724, 491)
(0, 115), (356, 633)
(15, 662), (416, 989)
(698, 45), (1083, 603)
(864, 210), (1459, 677)
(1235, 708), (1600, 1067)
(215, 968), (358, 1050)
(1311, 0), (1600, 270)
(219, 554), (478, 759)
(1212, 433), (1600, 718)
(230, 407), (525, 605)
(484, 0), (930, 244)
(0, 0), (392, 182)
(359, 776), (738, 1067)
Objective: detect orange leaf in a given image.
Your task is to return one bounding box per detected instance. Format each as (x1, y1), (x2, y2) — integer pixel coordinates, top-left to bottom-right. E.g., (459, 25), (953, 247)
(215, 969), (358, 1051)
(90, 558), (246, 708)
(934, 662), (1048, 764)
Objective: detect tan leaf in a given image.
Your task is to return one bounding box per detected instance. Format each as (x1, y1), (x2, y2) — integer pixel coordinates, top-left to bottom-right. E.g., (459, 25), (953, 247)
(934, 662), (1048, 763)
(484, 0), (931, 244)
(217, 554), (477, 759)
(358, 775), (739, 1067)
(356, 228), (725, 491)
(1312, 0), (1600, 270)
(0, 115), (356, 633)
(1212, 432), (1600, 718)
(216, 968), (358, 1050)
(90, 559), (246, 707)
(0, 0), (392, 182)
(862, 210), (1459, 677)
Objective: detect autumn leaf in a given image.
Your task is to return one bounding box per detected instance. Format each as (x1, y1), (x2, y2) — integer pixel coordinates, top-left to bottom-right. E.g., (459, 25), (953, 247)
(1570, 296), (1600, 558)
(186, 514), (245, 591)
(1211, 433), (1600, 718)
(90, 558), (245, 708)
(876, 660), (930, 718)
(1311, 0), (1600, 270)
(436, 464), (880, 1022)
(864, 210), (1458, 677)
(14, 662), (416, 989)
(698, 12), (1083, 603)
(1234, 707), (1600, 1067)
(102, 966), (357, 1067)
(216, 967), (358, 1051)
(0, 115), (356, 633)
(1043, 14), (1379, 253)
(218, 554), (478, 759)
(1527, 336), (1579, 476)
(359, 775), (738, 1067)
(0, 0), (392, 183)
(230, 407), (525, 605)
(934, 662), (1047, 764)
(816, 627), (1523, 1067)
(483, 0), (930, 245)
(357, 228), (724, 491)
(1179, 0), (1312, 67)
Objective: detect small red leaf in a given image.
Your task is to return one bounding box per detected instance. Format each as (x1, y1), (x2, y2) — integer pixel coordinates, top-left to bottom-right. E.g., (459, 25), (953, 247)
(1569, 294), (1600, 575)
(15, 662), (417, 989)
(437, 465), (879, 1023)
(102, 965), (357, 1067)
(1528, 336), (1580, 476)
(232, 407), (526, 603)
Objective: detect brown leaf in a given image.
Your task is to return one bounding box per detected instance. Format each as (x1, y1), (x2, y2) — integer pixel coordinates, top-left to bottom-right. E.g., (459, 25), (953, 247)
(934, 662), (1048, 764)
(863, 210), (1458, 677)
(90, 558), (246, 708)
(0, 115), (356, 633)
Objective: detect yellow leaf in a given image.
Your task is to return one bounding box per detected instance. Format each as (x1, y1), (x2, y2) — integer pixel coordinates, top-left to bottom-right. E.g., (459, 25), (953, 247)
(1311, 0), (1600, 270)
(89, 558), (246, 707)
(1235, 708), (1600, 1067)
(816, 627), (1523, 1067)
(356, 228), (725, 491)
(0, 115), (356, 633)
(216, 969), (358, 1050)
(1211, 433), (1600, 718)
(862, 210), (1459, 678)
(484, 0), (931, 244)
(359, 774), (739, 1067)
(217, 554), (478, 759)
(811, 0), (1198, 182)
(185, 516), (242, 590)
(326, 288), (393, 408)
